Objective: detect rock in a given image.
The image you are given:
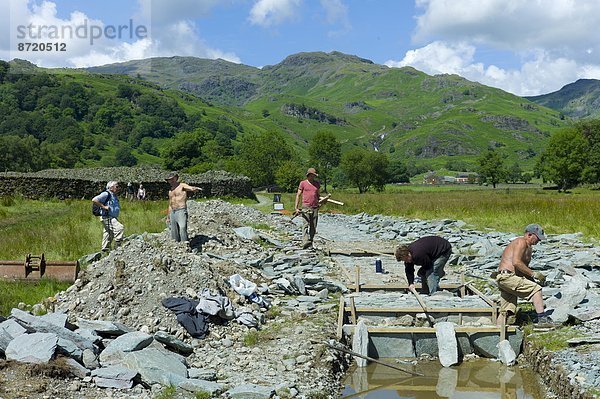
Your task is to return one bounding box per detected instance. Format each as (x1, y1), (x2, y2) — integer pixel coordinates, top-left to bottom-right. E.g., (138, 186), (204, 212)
(121, 347), (188, 386)
(91, 365), (138, 389)
(100, 331), (154, 364)
(435, 322), (458, 367)
(76, 318), (132, 336)
(351, 320), (368, 367)
(154, 331), (194, 354)
(5, 332), (58, 363)
(188, 368), (217, 381)
(0, 319), (27, 352)
(497, 340), (516, 366)
(178, 378), (223, 394)
(546, 275), (589, 323)
(64, 357), (91, 378)
(227, 383), (275, 399)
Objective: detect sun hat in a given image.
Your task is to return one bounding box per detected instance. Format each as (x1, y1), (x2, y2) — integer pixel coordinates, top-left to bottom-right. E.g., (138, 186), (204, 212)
(306, 168), (318, 176)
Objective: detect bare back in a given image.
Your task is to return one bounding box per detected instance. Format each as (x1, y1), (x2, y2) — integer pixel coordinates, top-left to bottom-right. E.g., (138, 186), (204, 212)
(498, 236), (532, 276)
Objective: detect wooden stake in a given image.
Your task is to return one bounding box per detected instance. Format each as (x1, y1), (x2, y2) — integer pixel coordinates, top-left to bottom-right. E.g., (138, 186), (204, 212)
(355, 266), (360, 293)
(324, 342), (423, 376)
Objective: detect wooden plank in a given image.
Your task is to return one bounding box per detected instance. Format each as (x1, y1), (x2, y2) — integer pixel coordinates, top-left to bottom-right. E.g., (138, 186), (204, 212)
(349, 296), (358, 325)
(500, 311), (506, 341)
(346, 283), (462, 291)
(344, 307), (495, 313)
(343, 325), (517, 334)
(336, 295), (345, 340)
(355, 266), (360, 293)
(465, 282), (495, 307)
(460, 273), (466, 298)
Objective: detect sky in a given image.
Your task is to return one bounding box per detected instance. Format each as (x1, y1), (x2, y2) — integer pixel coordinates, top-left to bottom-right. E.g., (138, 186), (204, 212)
(2, 0), (600, 96)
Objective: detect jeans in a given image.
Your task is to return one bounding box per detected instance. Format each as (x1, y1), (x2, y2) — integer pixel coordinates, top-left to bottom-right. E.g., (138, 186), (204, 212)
(423, 250), (451, 294)
(170, 208), (189, 242)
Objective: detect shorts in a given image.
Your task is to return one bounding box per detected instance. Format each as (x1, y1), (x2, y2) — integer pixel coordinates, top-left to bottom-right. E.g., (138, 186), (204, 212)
(496, 272), (542, 315)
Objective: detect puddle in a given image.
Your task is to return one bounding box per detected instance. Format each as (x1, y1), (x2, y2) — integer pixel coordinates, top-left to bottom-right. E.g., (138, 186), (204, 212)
(342, 359), (547, 398)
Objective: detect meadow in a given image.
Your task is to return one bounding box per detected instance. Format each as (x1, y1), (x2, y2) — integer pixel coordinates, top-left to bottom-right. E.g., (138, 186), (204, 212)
(1, 185), (599, 315)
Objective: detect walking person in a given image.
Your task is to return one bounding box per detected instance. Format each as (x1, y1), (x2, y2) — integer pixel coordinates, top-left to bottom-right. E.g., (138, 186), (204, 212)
(395, 236), (452, 295)
(294, 167), (322, 249)
(126, 182), (135, 201)
(495, 224), (553, 326)
(92, 181), (124, 253)
(166, 171), (202, 243)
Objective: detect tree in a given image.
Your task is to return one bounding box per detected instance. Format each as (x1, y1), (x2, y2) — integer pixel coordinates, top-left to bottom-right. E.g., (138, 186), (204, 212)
(506, 162), (523, 184)
(236, 131), (295, 187)
(308, 131), (341, 192)
(576, 119), (600, 184)
(477, 149), (506, 188)
(340, 148), (389, 193)
(275, 160), (304, 193)
(387, 159), (410, 183)
(115, 146), (137, 166)
(539, 128), (588, 191)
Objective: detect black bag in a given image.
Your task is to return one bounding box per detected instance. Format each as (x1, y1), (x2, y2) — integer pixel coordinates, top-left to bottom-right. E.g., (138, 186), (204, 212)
(92, 191), (110, 216)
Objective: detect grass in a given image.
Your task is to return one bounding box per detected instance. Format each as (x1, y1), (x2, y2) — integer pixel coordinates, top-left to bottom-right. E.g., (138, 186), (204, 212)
(524, 326), (584, 350)
(268, 185), (600, 240)
(155, 384), (177, 399)
(0, 196), (169, 260)
(0, 279), (71, 317)
(0, 196), (168, 316)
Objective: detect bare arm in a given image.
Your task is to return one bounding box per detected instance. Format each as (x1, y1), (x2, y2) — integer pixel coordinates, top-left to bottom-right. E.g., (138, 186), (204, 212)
(180, 183), (201, 192)
(294, 187), (302, 210)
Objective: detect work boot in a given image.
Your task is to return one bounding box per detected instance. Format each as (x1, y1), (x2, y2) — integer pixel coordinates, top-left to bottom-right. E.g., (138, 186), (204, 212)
(533, 315), (558, 328)
(302, 242), (312, 249)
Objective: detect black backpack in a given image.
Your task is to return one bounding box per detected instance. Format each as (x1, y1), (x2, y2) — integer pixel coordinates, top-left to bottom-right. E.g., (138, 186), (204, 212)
(92, 191), (111, 216)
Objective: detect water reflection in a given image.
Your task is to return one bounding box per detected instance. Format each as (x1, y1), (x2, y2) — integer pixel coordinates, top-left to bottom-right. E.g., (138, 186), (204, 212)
(342, 359), (546, 399)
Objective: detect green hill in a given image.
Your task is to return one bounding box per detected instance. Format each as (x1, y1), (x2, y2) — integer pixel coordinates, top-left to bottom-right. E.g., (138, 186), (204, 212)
(525, 78), (600, 120)
(1, 51), (570, 176)
(88, 51), (567, 169)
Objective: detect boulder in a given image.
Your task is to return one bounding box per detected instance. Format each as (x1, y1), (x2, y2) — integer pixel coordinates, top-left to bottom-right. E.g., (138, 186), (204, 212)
(6, 332), (58, 363)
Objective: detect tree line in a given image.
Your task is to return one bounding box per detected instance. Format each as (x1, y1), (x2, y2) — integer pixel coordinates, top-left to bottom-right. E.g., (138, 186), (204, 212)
(477, 119), (600, 190)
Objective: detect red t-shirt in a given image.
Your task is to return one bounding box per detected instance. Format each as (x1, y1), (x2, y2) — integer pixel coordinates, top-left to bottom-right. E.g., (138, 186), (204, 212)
(298, 179), (320, 208)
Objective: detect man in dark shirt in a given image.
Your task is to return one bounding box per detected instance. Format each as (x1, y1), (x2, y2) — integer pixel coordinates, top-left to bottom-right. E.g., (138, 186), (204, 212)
(395, 236), (452, 295)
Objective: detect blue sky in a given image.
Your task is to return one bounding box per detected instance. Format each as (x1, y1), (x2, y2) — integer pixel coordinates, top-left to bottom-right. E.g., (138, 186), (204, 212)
(3, 0), (600, 96)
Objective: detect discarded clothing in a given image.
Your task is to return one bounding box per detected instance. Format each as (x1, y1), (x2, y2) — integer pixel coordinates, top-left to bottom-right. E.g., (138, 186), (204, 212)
(162, 297), (208, 339)
(234, 307), (258, 328)
(196, 288), (235, 320)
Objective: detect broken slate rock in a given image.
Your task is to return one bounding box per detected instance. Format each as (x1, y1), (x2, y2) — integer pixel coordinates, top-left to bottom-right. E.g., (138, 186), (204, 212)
(227, 383), (275, 399)
(91, 365), (138, 389)
(154, 331), (194, 354)
(178, 378), (223, 395)
(6, 332), (58, 364)
(121, 347), (188, 386)
(100, 331), (154, 365)
(76, 318), (132, 336)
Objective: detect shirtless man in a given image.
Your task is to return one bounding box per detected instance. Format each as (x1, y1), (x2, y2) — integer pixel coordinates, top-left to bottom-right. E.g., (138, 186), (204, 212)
(165, 171), (201, 242)
(496, 224), (551, 326)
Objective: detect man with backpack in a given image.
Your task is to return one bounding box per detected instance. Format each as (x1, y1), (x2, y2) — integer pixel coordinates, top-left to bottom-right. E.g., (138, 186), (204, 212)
(92, 181), (124, 253)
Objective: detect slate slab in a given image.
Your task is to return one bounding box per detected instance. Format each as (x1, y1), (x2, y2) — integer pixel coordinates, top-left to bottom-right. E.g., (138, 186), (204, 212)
(227, 384), (275, 399)
(121, 347), (188, 386)
(6, 332), (58, 363)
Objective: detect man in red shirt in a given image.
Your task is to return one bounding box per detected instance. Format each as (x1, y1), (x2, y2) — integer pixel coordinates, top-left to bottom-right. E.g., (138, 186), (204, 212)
(295, 168), (321, 249)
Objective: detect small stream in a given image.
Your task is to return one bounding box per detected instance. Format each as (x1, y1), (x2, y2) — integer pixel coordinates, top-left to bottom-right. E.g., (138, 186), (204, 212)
(342, 359), (547, 399)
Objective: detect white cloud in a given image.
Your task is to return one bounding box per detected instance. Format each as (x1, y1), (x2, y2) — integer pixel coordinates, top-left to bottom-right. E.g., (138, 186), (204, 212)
(385, 41), (600, 96)
(320, 0), (350, 37)
(1, 0), (241, 68)
(136, 0), (222, 26)
(387, 0), (600, 95)
(413, 0), (600, 63)
(248, 0), (302, 27)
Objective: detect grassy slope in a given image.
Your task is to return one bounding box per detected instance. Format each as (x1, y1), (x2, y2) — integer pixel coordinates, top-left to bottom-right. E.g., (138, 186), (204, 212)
(82, 52), (569, 170)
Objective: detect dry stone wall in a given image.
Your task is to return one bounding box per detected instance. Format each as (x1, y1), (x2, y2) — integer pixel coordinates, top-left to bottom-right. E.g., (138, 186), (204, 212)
(0, 167), (253, 200)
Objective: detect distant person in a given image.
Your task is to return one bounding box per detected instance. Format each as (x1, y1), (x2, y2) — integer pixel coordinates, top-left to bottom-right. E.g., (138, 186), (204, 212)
(92, 181), (124, 253)
(137, 184), (146, 200)
(395, 236), (452, 295)
(496, 224), (552, 326)
(166, 171), (202, 243)
(294, 167), (323, 249)
(126, 181), (135, 200)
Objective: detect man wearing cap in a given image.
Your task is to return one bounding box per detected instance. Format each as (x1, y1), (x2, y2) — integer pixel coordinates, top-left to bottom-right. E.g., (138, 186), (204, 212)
(166, 171), (202, 243)
(294, 168), (322, 249)
(496, 224), (552, 326)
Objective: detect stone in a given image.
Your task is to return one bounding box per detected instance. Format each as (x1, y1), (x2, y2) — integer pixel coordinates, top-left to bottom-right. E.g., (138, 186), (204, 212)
(546, 275), (589, 323)
(64, 357), (90, 378)
(435, 322), (458, 367)
(470, 330), (523, 358)
(154, 331), (194, 354)
(91, 365), (138, 389)
(39, 312), (68, 327)
(121, 347), (188, 386)
(82, 348), (100, 369)
(227, 383), (275, 399)
(0, 319), (27, 352)
(415, 333), (438, 356)
(76, 318), (132, 336)
(497, 340), (516, 366)
(352, 320), (369, 367)
(11, 309), (95, 351)
(178, 378), (223, 394)
(100, 331), (154, 364)
(233, 227), (259, 241)
(6, 332), (58, 363)
(57, 337), (83, 361)
(188, 368), (217, 381)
